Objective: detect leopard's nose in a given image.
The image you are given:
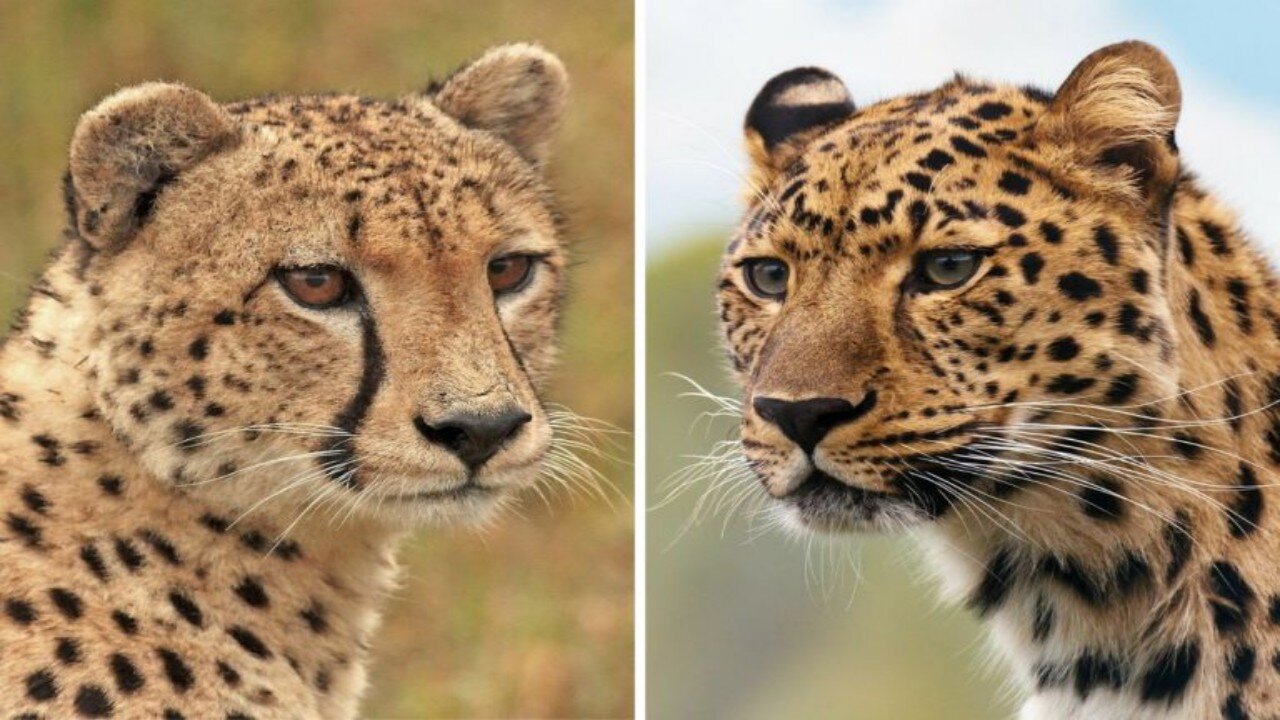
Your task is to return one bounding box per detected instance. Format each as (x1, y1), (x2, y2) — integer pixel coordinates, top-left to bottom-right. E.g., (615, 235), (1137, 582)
(752, 391), (878, 455)
(413, 407), (532, 469)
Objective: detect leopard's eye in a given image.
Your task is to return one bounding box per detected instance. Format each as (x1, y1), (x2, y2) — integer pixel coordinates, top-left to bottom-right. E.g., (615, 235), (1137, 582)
(742, 258), (790, 300)
(276, 266), (353, 309)
(915, 249), (982, 291)
(488, 254), (537, 294)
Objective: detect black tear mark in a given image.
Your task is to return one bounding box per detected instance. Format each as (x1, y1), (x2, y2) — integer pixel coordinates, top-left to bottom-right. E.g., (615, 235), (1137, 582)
(323, 313), (385, 488)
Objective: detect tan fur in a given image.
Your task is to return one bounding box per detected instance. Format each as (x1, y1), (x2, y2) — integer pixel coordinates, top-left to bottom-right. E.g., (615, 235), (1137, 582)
(721, 41), (1280, 717)
(0, 43), (567, 718)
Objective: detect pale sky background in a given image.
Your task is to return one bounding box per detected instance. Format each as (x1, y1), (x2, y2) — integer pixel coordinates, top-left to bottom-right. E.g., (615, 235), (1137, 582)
(647, 0), (1280, 256)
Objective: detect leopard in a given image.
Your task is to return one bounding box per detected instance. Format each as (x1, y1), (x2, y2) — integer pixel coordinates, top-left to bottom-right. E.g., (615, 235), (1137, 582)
(717, 40), (1280, 719)
(0, 43), (569, 719)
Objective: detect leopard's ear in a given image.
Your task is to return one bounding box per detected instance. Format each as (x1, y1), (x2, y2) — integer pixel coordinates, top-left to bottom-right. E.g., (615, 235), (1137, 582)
(67, 82), (239, 250)
(1037, 41), (1181, 201)
(428, 43), (568, 166)
(744, 67), (855, 190)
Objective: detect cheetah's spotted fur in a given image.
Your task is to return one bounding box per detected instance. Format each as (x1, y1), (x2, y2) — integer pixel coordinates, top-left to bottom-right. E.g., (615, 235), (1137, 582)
(0, 44), (567, 718)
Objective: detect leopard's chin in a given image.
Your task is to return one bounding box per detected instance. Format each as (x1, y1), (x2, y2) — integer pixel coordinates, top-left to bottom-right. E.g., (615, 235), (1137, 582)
(775, 470), (929, 533)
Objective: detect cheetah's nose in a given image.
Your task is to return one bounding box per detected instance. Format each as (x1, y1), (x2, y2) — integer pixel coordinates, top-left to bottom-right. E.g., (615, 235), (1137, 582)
(752, 392), (878, 455)
(413, 407), (532, 469)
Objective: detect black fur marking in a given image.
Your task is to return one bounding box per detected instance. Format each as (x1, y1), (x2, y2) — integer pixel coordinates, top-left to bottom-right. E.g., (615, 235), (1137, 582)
(1164, 511), (1193, 583)
(133, 168), (178, 226)
(1188, 289), (1216, 347)
(1078, 478), (1124, 521)
(322, 313), (385, 488)
(746, 67), (855, 149)
(1208, 561), (1255, 634)
(968, 548), (1017, 616)
(227, 625), (273, 658)
(1058, 273), (1102, 301)
(1227, 463), (1264, 539)
(157, 647), (194, 691)
(1229, 644), (1256, 684)
(1093, 224), (1119, 265)
(1139, 640), (1200, 704)
(1073, 651), (1127, 699)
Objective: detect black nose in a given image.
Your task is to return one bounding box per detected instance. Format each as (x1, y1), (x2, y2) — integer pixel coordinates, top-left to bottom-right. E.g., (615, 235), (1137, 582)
(752, 391), (878, 454)
(413, 407), (532, 469)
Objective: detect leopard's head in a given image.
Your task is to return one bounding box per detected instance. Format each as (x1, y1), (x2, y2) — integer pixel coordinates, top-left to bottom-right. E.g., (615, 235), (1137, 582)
(720, 41), (1187, 532)
(63, 44), (569, 527)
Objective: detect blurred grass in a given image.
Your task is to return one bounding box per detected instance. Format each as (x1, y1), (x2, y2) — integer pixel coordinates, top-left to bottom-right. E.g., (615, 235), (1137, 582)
(646, 237), (1016, 720)
(0, 1), (633, 718)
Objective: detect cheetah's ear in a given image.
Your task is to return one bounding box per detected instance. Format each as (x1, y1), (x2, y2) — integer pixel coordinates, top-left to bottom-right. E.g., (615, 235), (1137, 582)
(744, 67), (855, 189)
(428, 43), (568, 166)
(1038, 41), (1182, 202)
(67, 82), (239, 250)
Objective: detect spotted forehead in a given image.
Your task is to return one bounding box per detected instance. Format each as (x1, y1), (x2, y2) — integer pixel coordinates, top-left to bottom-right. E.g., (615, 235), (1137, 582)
(736, 79), (1055, 260)
(222, 94), (557, 256)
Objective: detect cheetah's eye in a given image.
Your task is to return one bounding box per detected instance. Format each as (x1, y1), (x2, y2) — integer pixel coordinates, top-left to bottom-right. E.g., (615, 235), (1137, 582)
(742, 258), (790, 300)
(276, 266), (354, 309)
(914, 249), (983, 291)
(488, 254), (537, 295)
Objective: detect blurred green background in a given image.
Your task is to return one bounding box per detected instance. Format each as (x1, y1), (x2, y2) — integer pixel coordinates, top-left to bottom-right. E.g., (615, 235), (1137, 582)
(0, 1), (633, 718)
(646, 237), (1015, 720)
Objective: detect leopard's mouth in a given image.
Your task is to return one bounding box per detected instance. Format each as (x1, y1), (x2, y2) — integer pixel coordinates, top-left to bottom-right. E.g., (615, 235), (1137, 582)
(774, 445), (991, 532)
(777, 470), (909, 532)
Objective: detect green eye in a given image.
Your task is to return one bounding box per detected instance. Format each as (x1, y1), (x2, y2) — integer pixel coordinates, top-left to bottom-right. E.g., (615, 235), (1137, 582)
(743, 258), (790, 300)
(916, 249), (982, 290)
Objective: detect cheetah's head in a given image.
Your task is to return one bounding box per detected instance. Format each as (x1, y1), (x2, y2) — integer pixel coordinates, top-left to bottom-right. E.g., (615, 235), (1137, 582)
(720, 42), (1187, 532)
(65, 44), (569, 527)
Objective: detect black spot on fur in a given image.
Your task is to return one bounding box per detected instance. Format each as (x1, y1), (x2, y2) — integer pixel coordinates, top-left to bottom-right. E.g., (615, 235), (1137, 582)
(1093, 224), (1119, 264)
(1208, 561), (1255, 634)
(1229, 644), (1256, 684)
(1188, 289), (1216, 346)
(228, 625), (272, 658)
(1019, 253), (1044, 284)
(1058, 273), (1102, 301)
(993, 204), (1026, 228)
(1139, 640), (1200, 704)
(74, 684), (113, 718)
(109, 652), (145, 694)
(49, 588), (83, 619)
(1079, 478), (1124, 521)
(234, 577), (270, 608)
(1227, 464), (1264, 539)
(168, 591), (203, 628)
(969, 548), (1017, 616)
(26, 669), (57, 701)
(157, 647), (194, 692)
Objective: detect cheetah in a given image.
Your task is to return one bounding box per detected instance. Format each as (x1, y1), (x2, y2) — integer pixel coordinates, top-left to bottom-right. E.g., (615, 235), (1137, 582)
(718, 41), (1280, 718)
(0, 43), (568, 719)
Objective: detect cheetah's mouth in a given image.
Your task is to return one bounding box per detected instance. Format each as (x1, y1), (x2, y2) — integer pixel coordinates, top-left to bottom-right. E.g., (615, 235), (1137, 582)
(382, 479), (495, 503)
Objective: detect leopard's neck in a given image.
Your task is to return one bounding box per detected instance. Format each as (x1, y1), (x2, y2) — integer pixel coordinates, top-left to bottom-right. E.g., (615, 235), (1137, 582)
(921, 180), (1280, 719)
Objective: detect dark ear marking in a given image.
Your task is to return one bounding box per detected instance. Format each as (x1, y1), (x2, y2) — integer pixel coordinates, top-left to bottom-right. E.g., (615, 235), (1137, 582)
(745, 67), (855, 151)
(1038, 41), (1181, 202)
(68, 82), (239, 250)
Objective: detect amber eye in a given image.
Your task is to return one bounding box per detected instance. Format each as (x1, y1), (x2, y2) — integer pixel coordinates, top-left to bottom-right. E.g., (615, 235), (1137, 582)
(487, 254), (537, 294)
(276, 266), (353, 309)
(742, 258), (790, 300)
(915, 249), (983, 291)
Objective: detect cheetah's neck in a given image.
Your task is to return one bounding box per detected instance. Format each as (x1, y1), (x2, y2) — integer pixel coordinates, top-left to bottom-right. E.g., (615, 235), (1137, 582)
(0, 249), (405, 718)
